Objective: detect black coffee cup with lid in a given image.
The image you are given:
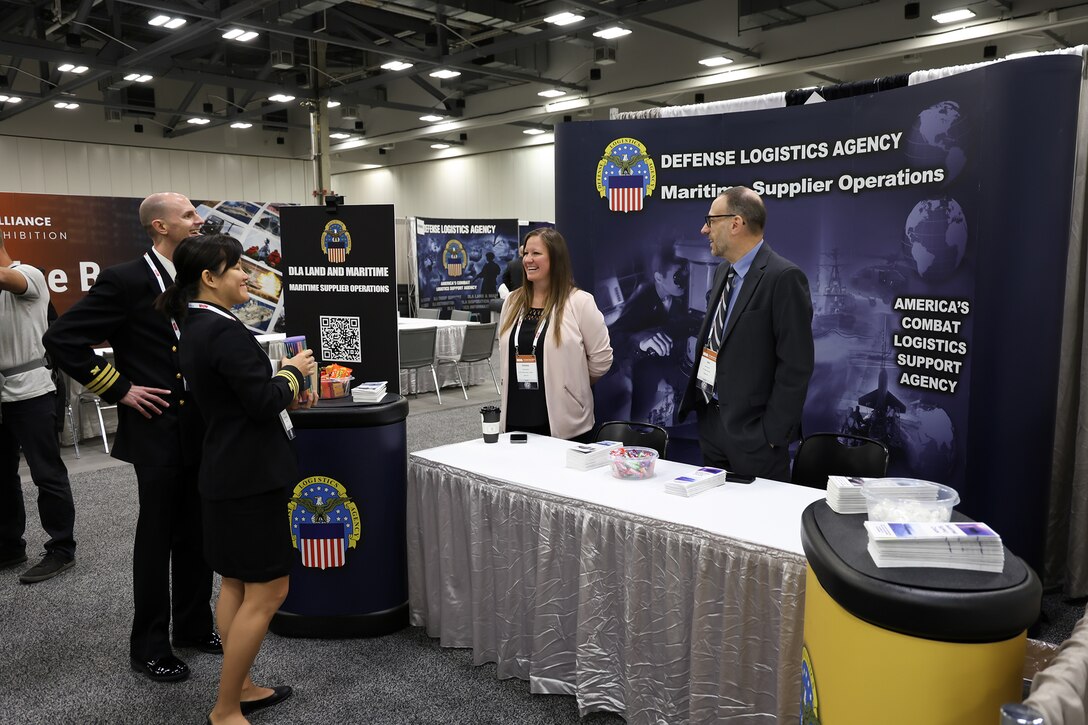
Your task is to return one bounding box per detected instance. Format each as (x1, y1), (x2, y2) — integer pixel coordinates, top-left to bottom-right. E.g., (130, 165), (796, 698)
(480, 405), (500, 443)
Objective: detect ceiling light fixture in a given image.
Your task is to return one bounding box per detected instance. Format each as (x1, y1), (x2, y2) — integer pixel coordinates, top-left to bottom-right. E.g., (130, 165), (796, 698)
(429, 69), (461, 79)
(698, 56), (733, 67)
(187, 117), (211, 125)
(230, 122), (252, 129)
(330, 132), (352, 139)
(269, 93), (295, 103)
(0, 95), (22, 104)
(58, 64), (89, 73)
(53, 102), (79, 109)
(592, 27), (631, 40)
(149, 15), (186, 28)
(430, 143), (451, 149)
(523, 128), (546, 135)
(124, 73), (153, 83)
(381, 60), (413, 71)
(222, 28), (258, 41)
(538, 89), (567, 98)
(419, 114), (445, 122)
(327, 100), (341, 108)
(544, 12), (585, 26)
(932, 8), (976, 23)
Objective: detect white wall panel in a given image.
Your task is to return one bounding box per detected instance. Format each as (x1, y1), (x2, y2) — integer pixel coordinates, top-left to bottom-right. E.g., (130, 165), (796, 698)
(17, 138), (46, 193)
(333, 144), (554, 221)
(64, 143), (91, 195)
(42, 140), (69, 194)
(0, 137), (21, 192)
(0, 137), (311, 204)
(86, 145), (112, 196)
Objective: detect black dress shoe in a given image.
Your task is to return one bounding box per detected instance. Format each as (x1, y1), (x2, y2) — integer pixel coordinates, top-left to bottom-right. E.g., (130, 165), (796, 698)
(240, 685), (293, 715)
(173, 631), (223, 654)
(130, 654), (190, 683)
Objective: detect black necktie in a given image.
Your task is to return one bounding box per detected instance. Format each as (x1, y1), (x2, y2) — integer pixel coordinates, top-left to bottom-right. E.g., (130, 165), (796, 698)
(699, 268), (736, 402)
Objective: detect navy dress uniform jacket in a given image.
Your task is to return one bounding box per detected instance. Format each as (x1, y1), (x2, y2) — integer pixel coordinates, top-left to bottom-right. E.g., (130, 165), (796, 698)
(180, 303), (303, 502)
(43, 253), (203, 465)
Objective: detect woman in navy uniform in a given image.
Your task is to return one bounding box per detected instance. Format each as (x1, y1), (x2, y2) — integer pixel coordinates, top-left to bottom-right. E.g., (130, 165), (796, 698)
(157, 234), (315, 725)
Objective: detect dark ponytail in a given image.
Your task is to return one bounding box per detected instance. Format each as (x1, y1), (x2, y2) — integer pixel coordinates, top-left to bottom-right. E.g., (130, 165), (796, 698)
(154, 233), (243, 319)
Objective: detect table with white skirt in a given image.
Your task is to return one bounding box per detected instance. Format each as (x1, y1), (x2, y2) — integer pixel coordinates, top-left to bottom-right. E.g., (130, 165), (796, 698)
(407, 433), (825, 724)
(397, 317), (492, 394)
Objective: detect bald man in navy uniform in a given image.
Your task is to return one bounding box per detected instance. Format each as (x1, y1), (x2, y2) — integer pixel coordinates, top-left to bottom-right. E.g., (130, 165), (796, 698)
(45, 192), (218, 682)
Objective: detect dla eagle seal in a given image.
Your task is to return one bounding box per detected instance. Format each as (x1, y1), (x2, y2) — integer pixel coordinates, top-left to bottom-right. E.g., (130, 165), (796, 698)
(800, 644), (821, 724)
(321, 219), (352, 263)
(442, 239), (467, 277)
(596, 137), (657, 213)
(288, 475), (361, 569)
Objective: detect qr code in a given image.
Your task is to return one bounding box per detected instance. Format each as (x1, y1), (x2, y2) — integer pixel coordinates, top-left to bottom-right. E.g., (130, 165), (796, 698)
(319, 315), (361, 363)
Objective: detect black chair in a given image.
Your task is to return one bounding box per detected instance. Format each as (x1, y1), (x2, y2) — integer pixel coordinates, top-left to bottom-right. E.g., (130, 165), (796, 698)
(594, 420), (669, 459)
(791, 432), (889, 489)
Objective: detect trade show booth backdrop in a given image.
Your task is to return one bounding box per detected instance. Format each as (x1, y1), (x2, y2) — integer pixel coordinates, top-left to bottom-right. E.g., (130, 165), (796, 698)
(413, 216), (518, 316)
(556, 54), (1084, 572)
(0, 194), (290, 334)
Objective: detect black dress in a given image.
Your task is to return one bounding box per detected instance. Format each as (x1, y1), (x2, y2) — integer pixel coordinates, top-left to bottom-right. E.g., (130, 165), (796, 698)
(180, 302), (304, 582)
(505, 308), (550, 436)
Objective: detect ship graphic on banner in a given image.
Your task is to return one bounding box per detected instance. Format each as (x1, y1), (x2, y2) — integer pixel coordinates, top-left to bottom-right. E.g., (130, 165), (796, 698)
(596, 137), (657, 213)
(288, 475), (361, 569)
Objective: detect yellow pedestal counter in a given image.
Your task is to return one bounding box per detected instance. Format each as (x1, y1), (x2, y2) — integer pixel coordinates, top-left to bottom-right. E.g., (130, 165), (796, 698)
(799, 502), (1040, 725)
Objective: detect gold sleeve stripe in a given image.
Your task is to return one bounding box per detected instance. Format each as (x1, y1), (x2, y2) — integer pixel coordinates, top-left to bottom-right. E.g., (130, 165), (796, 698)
(275, 369), (300, 397)
(86, 367), (120, 395)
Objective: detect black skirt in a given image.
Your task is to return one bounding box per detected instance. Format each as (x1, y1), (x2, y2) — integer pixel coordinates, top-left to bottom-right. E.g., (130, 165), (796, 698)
(202, 487), (293, 582)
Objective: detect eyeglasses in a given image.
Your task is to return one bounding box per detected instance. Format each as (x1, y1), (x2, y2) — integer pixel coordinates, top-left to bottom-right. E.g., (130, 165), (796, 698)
(704, 214), (740, 227)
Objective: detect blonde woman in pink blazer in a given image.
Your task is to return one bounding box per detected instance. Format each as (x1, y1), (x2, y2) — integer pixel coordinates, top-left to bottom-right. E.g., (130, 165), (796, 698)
(497, 228), (613, 441)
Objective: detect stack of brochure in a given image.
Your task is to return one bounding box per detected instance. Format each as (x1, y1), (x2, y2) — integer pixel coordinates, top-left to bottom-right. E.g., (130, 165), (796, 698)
(352, 381), (387, 403)
(566, 441), (622, 470)
(827, 476), (938, 515)
(825, 475), (872, 514)
(665, 466), (729, 497)
(864, 521), (1005, 573)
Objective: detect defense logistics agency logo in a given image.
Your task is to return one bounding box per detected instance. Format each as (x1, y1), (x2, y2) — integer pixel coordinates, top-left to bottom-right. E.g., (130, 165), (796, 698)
(289, 476), (361, 569)
(442, 239), (467, 277)
(800, 644), (821, 725)
(596, 137), (657, 213)
(321, 219), (352, 263)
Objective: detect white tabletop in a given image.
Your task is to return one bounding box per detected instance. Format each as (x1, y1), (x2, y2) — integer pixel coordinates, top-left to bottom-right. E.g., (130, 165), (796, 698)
(411, 433), (825, 555)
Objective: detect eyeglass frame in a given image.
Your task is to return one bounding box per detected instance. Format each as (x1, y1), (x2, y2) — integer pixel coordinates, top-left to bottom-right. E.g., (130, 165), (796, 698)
(704, 213), (741, 227)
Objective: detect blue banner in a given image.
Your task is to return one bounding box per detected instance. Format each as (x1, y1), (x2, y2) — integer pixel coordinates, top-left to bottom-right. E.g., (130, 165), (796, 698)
(415, 217), (518, 317)
(556, 56), (1083, 569)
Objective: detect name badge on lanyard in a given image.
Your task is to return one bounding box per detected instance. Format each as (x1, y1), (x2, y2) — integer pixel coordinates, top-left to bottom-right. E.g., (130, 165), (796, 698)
(514, 313), (547, 390)
(697, 347), (718, 387)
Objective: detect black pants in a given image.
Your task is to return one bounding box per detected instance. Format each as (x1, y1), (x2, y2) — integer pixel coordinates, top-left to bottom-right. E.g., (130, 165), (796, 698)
(0, 392), (76, 560)
(697, 402), (791, 482)
(130, 463), (213, 659)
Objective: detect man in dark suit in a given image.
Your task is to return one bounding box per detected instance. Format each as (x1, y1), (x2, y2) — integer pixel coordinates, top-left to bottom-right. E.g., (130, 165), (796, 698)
(678, 187), (814, 482)
(44, 192), (218, 682)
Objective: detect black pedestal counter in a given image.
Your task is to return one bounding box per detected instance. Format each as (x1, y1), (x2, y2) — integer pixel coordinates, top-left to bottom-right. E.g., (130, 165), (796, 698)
(270, 394), (409, 638)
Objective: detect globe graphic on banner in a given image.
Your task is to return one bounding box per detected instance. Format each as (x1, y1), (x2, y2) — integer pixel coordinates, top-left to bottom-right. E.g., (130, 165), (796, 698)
(902, 198), (968, 282)
(905, 100), (967, 182)
(903, 403), (955, 480)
